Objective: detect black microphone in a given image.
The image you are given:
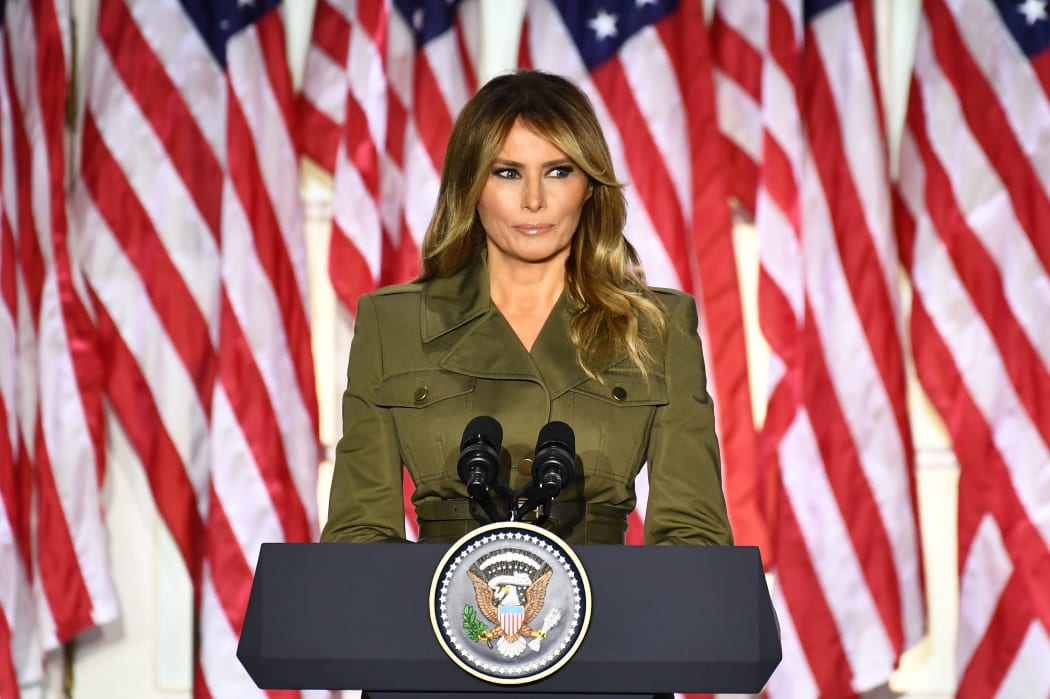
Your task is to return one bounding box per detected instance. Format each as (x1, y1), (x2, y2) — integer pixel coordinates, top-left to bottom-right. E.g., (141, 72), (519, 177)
(457, 416), (503, 521)
(512, 421), (575, 522)
(532, 421), (575, 496)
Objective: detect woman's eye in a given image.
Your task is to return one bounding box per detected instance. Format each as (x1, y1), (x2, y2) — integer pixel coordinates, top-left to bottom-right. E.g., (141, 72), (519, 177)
(493, 168), (519, 179)
(548, 166), (574, 178)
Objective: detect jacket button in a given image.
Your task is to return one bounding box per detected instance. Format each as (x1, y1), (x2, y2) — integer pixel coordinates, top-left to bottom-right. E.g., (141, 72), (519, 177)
(612, 386), (627, 402)
(413, 386), (428, 403)
(518, 458), (533, 477)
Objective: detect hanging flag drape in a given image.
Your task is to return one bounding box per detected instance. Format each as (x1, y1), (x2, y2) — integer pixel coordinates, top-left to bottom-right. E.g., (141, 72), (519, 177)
(1, 0), (117, 694)
(711, 0), (765, 216)
(895, 1), (1050, 696)
(754, 1), (925, 696)
(300, 0), (480, 541)
(71, 1), (319, 696)
(299, 0), (480, 314)
(520, 0), (765, 559)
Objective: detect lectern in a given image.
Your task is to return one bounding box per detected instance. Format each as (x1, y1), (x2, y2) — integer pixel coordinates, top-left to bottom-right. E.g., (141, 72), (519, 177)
(237, 542), (780, 698)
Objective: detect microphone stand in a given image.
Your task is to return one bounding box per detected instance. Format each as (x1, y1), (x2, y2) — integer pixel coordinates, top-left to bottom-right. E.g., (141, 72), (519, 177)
(466, 480), (503, 523)
(464, 469), (518, 523)
(510, 481), (555, 524)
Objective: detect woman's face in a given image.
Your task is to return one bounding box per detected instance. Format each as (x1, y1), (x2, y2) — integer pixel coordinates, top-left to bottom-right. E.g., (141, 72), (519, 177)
(477, 120), (591, 271)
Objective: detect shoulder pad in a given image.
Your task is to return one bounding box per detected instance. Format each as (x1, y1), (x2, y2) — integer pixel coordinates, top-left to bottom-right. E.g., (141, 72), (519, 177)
(371, 282), (424, 297)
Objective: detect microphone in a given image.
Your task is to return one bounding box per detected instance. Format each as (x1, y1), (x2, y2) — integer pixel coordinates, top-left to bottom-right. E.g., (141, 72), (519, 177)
(512, 421), (575, 522)
(457, 416), (504, 521)
(532, 421), (575, 496)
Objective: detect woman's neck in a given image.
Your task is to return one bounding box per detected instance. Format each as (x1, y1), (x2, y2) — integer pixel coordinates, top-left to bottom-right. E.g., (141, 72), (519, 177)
(487, 257), (566, 351)
(488, 257), (564, 311)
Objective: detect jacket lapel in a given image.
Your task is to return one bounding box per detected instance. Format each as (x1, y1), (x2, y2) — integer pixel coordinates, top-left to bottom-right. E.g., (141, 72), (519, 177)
(424, 257), (540, 382)
(423, 255), (614, 398)
(419, 256), (630, 396)
(526, 293), (591, 398)
(420, 256), (490, 343)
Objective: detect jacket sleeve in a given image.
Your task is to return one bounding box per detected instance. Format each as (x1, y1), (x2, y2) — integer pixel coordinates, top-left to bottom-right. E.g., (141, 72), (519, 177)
(643, 293), (734, 546)
(321, 294), (408, 543)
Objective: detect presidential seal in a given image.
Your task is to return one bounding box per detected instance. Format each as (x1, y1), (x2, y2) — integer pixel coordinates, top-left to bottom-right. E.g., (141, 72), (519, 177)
(429, 521), (591, 684)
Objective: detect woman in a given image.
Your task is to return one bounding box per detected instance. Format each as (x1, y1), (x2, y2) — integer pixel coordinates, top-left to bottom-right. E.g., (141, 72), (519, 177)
(321, 70), (732, 547)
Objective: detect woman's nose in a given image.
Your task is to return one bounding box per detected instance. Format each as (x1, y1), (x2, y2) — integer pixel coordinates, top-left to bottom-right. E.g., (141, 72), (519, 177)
(521, 177), (545, 211)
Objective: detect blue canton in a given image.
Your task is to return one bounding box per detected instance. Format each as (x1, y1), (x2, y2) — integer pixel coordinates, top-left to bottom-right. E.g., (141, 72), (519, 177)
(994, 0), (1050, 58)
(549, 0), (678, 72)
(393, 0), (462, 50)
(179, 0), (281, 66)
(804, 0), (851, 23)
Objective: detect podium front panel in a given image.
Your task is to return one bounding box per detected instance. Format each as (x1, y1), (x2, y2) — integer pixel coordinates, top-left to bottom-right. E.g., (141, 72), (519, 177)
(238, 543), (780, 695)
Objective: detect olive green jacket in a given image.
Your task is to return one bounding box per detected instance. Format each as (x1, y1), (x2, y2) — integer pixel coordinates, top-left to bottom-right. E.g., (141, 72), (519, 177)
(321, 256), (733, 546)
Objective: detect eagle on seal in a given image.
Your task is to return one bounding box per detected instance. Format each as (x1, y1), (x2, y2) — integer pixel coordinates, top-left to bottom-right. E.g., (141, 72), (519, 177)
(468, 567), (553, 658)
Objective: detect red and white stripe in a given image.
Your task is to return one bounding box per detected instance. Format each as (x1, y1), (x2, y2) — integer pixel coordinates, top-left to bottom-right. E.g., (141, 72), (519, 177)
(300, 0), (479, 314)
(200, 9), (321, 699)
(300, 0), (391, 313)
(301, 0), (479, 540)
(756, 1), (924, 695)
(896, 1), (1050, 696)
(1, 1), (117, 688)
(1, 14), (38, 696)
(74, 1), (318, 696)
(522, 0), (763, 555)
(75, 0), (217, 591)
(711, 0), (766, 215)
(389, 2), (478, 284)
(499, 608), (524, 637)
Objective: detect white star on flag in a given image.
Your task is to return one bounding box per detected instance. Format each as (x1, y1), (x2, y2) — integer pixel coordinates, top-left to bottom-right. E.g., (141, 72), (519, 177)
(1017, 0), (1048, 25)
(588, 9), (618, 39)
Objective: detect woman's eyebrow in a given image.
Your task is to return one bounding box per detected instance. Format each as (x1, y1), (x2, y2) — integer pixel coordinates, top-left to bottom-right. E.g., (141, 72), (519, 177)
(492, 157), (575, 168)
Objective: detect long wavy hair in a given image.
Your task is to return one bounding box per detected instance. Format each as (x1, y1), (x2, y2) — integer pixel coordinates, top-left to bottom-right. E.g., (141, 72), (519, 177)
(416, 70), (667, 379)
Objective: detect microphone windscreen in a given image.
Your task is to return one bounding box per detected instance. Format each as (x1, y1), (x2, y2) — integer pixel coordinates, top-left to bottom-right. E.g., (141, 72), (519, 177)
(461, 415), (503, 450)
(536, 420), (574, 454)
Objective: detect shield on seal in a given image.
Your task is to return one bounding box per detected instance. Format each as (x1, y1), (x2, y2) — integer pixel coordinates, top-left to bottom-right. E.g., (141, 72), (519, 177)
(498, 605), (525, 636)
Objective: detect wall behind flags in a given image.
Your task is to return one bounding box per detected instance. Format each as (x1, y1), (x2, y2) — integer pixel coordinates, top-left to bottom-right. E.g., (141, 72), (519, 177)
(13, 0), (967, 697)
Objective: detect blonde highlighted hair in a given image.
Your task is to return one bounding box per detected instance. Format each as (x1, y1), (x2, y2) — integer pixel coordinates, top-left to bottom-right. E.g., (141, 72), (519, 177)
(417, 70), (666, 378)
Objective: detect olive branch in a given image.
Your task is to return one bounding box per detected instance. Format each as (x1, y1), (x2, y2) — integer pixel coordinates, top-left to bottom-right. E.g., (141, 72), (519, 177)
(463, 605), (487, 642)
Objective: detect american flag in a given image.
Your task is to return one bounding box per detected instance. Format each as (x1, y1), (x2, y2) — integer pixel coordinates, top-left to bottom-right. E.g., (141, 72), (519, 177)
(300, 0), (479, 540)
(1, 5), (42, 694)
(299, 0), (479, 313)
(752, 0), (925, 695)
(72, 0), (319, 696)
(711, 0), (765, 215)
(895, 0), (1050, 696)
(520, 0), (765, 556)
(1, 0), (117, 692)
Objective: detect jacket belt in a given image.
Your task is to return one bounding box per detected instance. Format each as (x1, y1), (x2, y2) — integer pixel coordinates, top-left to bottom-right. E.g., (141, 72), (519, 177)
(414, 498), (627, 545)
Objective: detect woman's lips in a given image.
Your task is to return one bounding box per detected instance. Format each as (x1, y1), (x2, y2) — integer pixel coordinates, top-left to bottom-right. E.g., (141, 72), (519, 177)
(514, 224), (553, 234)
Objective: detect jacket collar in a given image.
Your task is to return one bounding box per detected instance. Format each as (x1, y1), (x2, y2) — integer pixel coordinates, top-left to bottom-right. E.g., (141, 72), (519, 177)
(420, 254), (491, 343)
(421, 255), (595, 398)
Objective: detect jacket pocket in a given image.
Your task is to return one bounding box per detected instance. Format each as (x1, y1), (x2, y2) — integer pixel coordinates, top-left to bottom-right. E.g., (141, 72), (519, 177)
(376, 370), (475, 408)
(376, 370), (476, 486)
(567, 370), (667, 487)
(570, 370), (668, 407)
